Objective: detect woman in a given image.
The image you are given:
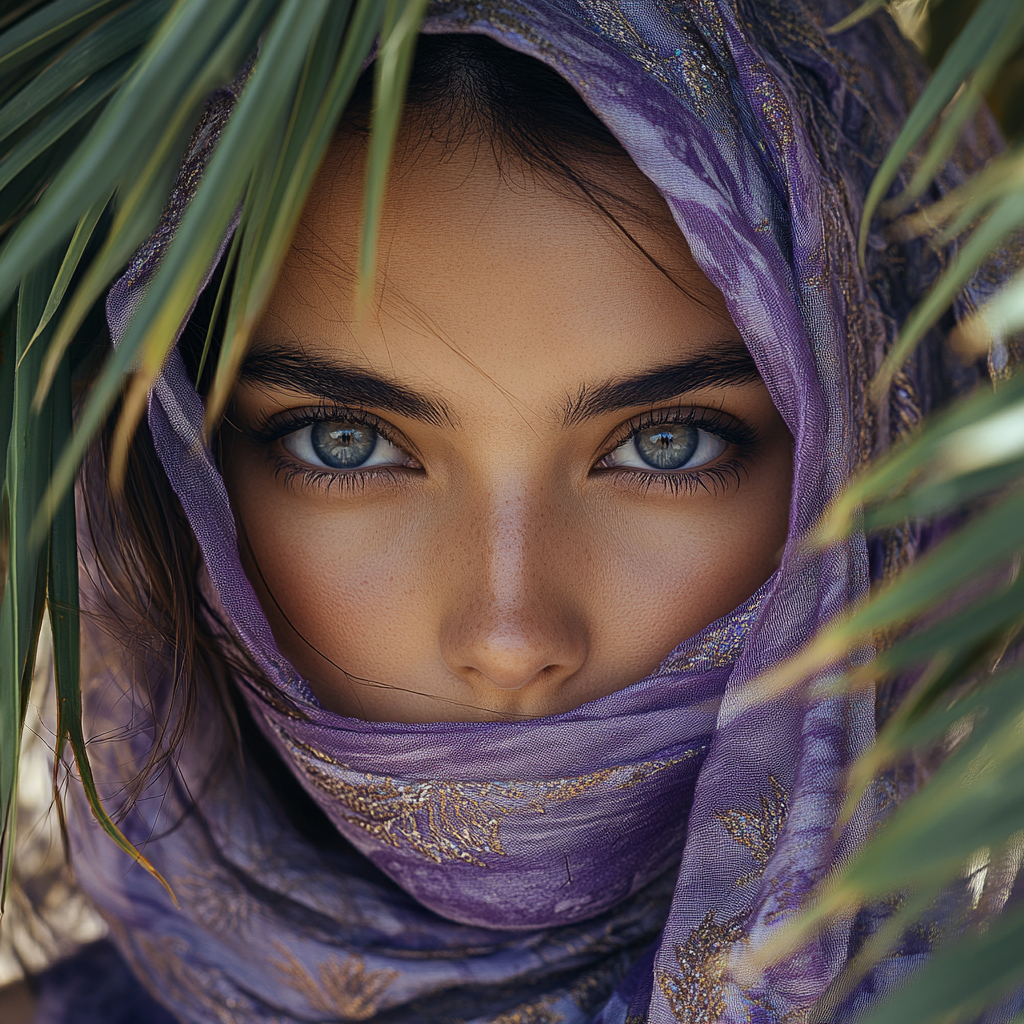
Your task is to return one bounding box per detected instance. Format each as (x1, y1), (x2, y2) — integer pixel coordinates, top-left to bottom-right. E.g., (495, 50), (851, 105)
(17, 1), (1012, 1022)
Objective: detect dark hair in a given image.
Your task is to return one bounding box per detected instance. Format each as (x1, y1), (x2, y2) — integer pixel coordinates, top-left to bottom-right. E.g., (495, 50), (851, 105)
(349, 34), (647, 208)
(86, 32), (690, 815)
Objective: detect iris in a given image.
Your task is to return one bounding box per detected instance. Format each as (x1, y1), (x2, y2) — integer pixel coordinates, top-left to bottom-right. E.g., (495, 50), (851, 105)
(634, 425), (699, 469)
(311, 421), (377, 468)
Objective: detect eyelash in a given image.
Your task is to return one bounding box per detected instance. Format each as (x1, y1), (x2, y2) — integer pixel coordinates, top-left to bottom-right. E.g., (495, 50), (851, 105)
(246, 402), (758, 497)
(247, 403), (420, 496)
(596, 406), (758, 497)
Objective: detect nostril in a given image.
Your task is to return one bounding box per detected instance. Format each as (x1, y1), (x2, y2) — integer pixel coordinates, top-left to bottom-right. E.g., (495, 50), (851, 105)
(444, 624), (587, 693)
(462, 655), (562, 692)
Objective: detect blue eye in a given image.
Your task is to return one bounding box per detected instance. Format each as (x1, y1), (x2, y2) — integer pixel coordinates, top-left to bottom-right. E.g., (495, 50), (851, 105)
(312, 421), (375, 467)
(636, 425), (697, 469)
(604, 422), (728, 472)
(282, 420), (411, 470)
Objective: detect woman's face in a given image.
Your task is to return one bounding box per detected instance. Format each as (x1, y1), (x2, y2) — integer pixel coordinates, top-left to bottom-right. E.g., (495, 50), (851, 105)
(220, 128), (793, 723)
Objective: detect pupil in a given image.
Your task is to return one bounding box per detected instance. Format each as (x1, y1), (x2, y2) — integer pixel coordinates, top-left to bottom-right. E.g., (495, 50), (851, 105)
(311, 421), (377, 468)
(635, 425), (698, 469)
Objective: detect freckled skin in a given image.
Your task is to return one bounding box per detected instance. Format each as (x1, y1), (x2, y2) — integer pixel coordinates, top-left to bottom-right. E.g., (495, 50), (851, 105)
(220, 131), (793, 723)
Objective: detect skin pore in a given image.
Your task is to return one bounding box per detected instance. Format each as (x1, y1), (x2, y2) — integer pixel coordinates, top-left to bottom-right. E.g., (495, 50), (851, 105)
(220, 125), (793, 724)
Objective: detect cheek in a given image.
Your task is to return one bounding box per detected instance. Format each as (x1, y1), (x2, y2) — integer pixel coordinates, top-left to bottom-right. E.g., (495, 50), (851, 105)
(587, 435), (792, 659)
(223, 462), (440, 680)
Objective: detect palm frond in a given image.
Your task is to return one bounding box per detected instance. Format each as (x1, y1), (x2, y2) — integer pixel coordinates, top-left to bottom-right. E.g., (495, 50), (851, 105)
(754, 4), (1024, 1019)
(2, 259), (61, 904)
(354, 0), (430, 311)
(0, 0), (428, 902)
(854, 0), (1023, 264)
(0, 0), (125, 80)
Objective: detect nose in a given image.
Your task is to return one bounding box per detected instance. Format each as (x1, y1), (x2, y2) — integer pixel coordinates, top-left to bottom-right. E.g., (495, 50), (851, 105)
(439, 483), (588, 697)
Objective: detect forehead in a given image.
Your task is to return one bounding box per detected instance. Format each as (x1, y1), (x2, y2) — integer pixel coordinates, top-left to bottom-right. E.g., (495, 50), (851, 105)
(255, 131), (741, 407)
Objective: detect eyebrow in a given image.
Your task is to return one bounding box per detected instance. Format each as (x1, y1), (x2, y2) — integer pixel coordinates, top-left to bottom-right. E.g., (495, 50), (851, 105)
(239, 344), (453, 427)
(561, 345), (762, 425)
(240, 341), (761, 429)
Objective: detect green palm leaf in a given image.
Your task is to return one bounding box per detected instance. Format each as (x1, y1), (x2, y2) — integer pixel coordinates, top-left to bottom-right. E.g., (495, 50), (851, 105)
(0, 0), (429, 903)
(1, 259), (61, 902)
(860, 905), (1024, 1024)
(853, 0), (1024, 265)
(0, 0), (124, 80)
(753, 4), (1024, 1019)
(0, 54), (132, 194)
(355, 0), (430, 310)
(0, 0), (169, 149)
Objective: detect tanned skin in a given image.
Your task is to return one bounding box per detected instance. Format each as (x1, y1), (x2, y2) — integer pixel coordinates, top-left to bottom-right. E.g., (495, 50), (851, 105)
(221, 127), (792, 723)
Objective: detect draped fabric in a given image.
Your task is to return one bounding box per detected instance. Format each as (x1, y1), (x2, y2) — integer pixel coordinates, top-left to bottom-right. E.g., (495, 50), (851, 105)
(57, 2), (1016, 1022)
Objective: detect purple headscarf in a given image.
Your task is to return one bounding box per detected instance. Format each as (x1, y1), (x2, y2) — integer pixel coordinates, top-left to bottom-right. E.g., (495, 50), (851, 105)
(57, 2), (1015, 1022)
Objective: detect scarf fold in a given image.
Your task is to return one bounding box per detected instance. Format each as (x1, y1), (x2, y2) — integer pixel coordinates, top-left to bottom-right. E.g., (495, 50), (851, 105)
(69, 2), (1013, 1022)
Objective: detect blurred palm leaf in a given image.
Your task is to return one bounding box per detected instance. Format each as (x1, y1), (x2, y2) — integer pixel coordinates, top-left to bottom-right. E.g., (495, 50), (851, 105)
(754, 2), (1024, 1021)
(0, 0), (429, 905)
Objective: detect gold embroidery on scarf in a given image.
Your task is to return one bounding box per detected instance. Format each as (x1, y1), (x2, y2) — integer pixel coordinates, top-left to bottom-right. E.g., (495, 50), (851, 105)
(568, 963), (618, 1010)
(577, 0), (730, 119)
(656, 910), (746, 1024)
(280, 730), (700, 867)
(619, 751), (701, 788)
(488, 997), (566, 1024)
(748, 58), (795, 150)
(716, 775), (790, 885)
(273, 944), (399, 1020)
(662, 587), (765, 673)
(804, 237), (830, 291)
